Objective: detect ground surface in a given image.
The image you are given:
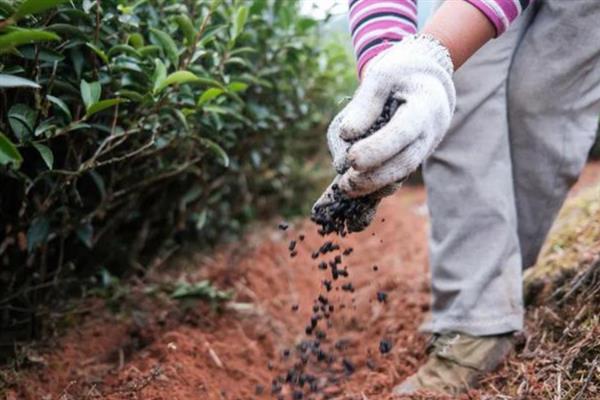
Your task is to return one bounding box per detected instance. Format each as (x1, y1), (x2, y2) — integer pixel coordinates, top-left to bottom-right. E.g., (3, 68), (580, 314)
(5, 163), (600, 400)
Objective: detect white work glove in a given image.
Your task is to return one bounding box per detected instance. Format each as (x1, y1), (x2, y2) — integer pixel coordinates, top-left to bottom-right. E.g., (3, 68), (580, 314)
(313, 34), (456, 231)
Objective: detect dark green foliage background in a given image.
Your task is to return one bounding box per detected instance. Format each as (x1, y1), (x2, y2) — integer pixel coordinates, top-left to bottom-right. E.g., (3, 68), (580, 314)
(0, 0), (356, 347)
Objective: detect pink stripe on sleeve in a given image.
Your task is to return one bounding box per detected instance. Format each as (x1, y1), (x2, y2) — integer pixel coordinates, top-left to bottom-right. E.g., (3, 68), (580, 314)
(348, 0), (417, 79)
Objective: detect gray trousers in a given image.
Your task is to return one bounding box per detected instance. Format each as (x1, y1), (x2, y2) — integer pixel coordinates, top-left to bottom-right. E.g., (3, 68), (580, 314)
(422, 0), (600, 336)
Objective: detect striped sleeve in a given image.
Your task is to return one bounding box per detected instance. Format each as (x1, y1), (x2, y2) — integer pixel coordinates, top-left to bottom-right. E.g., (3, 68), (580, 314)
(348, 0), (536, 78)
(348, 0), (418, 78)
(463, 0), (535, 36)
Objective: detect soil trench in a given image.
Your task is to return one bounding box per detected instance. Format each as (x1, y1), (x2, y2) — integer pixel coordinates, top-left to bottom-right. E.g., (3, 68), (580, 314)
(7, 163), (600, 400)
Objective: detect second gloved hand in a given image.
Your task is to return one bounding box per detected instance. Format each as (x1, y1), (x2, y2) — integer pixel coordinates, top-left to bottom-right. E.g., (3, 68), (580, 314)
(331, 34), (456, 197)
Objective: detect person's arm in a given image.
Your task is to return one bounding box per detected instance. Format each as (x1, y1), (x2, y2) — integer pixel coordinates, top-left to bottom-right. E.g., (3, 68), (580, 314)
(422, 0), (496, 70)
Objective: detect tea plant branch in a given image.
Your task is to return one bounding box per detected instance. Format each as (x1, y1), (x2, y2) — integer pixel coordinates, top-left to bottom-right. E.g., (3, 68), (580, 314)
(181, 6), (214, 70)
(112, 156), (202, 199)
(92, 131), (157, 168)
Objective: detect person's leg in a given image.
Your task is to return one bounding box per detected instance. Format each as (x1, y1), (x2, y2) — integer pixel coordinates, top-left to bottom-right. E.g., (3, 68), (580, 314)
(421, 7), (536, 336)
(508, 0), (600, 269)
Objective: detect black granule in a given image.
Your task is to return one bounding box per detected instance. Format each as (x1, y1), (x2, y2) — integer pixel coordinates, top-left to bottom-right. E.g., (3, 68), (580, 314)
(311, 185), (381, 236)
(310, 316), (319, 329)
(373, 265), (378, 271)
(341, 283), (354, 293)
(376, 291), (387, 303)
(379, 339), (393, 354)
(255, 384), (264, 395)
(342, 358), (355, 375)
(350, 96), (403, 143)
(331, 265), (339, 280)
(310, 98), (403, 236)
(319, 241), (333, 254)
(271, 99), (404, 397)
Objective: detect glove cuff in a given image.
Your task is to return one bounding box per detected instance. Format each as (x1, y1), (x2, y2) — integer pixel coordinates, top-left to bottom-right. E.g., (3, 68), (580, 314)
(400, 34), (454, 76)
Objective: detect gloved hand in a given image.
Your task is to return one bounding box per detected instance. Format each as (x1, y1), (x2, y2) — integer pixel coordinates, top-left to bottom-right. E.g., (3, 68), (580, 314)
(313, 34), (456, 231)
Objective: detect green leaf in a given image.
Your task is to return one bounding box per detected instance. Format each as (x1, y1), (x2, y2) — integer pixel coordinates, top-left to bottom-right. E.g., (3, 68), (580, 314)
(194, 209), (207, 230)
(46, 23), (87, 40)
(32, 142), (53, 169)
(231, 6), (249, 39)
(14, 0), (68, 19)
(8, 103), (37, 141)
(149, 27), (179, 67)
(34, 119), (55, 137)
(197, 87), (224, 106)
(0, 73), (40, 88)
(0, 131), (23, 168)
(151, 59), (167, 93)
(85, 42), (109, 64)
(80, 79), (101, 109)
(200, 137), (229, 167)
(174, 14), (195, 46)
(46, 94), (71, 121)
(209, 0), (222, 13)
(154, 70), (201, 94)
(138, 44), (161, 57)
(84, 98), (126, 118)
(0, 0), (15, 17)
(226, 81), (248, 93)
(0, 28), (60, 52)
(128, 33), (144, 48)
(116, 89), (144, 102)
(173, 108), (189, 131)
(107, 44), (142, 58)
(27, 216), (50, 253)
(18, 45), (64, 62)
(76, 223), (93, 248)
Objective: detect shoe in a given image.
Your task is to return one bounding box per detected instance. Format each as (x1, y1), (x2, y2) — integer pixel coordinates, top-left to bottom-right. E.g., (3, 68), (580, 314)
(392, 331), (514, 396)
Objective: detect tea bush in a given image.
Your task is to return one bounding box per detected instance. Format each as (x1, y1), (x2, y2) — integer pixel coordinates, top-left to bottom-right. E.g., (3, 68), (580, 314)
(0, 0), (356, 347)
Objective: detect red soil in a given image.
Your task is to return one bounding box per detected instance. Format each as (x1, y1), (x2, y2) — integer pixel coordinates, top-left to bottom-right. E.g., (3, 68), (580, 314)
(6, 162), (600, 400)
